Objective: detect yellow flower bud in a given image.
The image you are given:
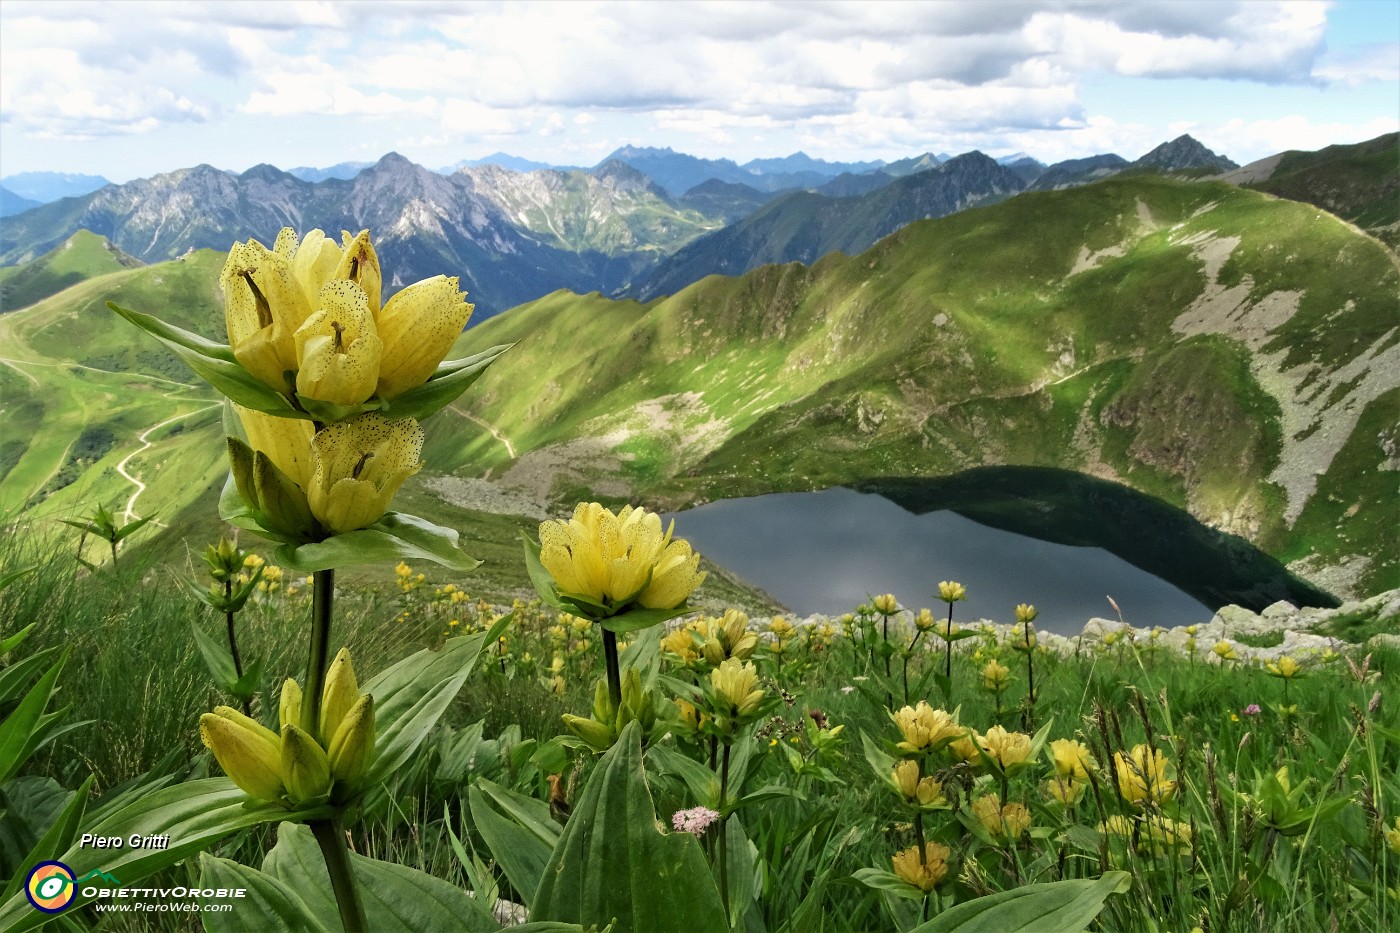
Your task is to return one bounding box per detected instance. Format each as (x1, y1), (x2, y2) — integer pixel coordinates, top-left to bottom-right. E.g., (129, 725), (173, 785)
(375, 275), (473, 399)
(914, 608), (934, 631)
(937, 581), (966, 603)
(280, 724), (332, 803)
(873, 594), (898, 615)
(661, 627), (700, 664)
(307, 413), (423, 534)
(1015, 603), (1037, 623)
(235, 405), (316, 489)
(562, 713), (615, 751)
(892, 759), (921, 799)
(891, 842), (951, 892)
(1050, 739), (1096, 781)
(1385, 817), (1400, 856)
(279, 679), (303, 731)
(293, 280), (382, 407)
(1212, 641), (1238, 661)
(327, 694), (376, 784)
(1265, 655), (1302, 679)
(199, 707), (284, 801)
(319, 648), (360, 744)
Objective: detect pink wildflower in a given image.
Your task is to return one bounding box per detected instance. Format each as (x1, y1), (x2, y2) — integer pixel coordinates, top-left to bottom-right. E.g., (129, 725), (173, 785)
(1242, 704), (1261, 717)
(672, 806), (720, 834)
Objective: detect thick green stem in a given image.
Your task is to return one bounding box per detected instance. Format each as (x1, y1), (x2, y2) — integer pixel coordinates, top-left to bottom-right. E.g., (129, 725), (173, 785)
(312, 819), (367, 933)
(225, 579), (249, 716)
(602, 628), (622, 712)
(719, 742), (732, 926)
(882, 615), (891, 678)
(902, 631), (923, 707)
(301, 569), (335, 733)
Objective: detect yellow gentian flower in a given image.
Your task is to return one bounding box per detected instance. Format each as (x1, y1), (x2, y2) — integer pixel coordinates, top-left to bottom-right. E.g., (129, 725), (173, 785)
(1050, 738), (1096, 781)
(938, 580), (966, 603)
(375, 275), (474, 399)
(891, 842), (951, 892)
(891, 702), (962, 754)
(1114, 744), (1176, 806)
(711, 658), (765, 717)
(979, 725), (1032, 769)
(307, 413), (423, 534)
(293, 280), (382, 407)
(537, 503), (705, 613)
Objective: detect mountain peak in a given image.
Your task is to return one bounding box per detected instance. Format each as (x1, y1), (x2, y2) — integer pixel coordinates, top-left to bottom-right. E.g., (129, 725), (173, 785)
(1135, 135), (1238, 172)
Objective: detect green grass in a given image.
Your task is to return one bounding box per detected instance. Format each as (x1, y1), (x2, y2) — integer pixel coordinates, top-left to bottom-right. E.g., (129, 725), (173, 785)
(0, 230), (142, 312)
(3, 532), (1396, 932)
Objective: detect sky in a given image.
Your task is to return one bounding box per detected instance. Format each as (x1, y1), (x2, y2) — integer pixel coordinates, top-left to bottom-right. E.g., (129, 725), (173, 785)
(1, 0), (1397, 183)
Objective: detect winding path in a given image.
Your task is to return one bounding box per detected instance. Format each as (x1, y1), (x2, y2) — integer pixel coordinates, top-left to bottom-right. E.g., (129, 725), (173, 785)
(116, 403), (220, 522)
(450, 404), (517, 459)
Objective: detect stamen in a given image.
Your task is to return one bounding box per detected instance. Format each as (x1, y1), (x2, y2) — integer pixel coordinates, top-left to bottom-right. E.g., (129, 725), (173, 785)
(238, 271), (273, 329)
(352, 451), (375, 478)
(331, 321), (346, 351)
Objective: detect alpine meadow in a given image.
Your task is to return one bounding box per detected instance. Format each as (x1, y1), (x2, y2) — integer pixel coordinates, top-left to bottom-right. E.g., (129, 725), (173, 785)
(1, 4), (1399, 932)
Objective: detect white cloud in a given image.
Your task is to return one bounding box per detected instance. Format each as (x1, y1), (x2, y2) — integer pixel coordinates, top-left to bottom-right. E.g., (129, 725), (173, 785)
(0, 0), (1388, 173)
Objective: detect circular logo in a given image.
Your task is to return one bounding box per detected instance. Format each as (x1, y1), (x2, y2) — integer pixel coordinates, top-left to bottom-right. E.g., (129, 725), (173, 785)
(25, 861), (76, 913)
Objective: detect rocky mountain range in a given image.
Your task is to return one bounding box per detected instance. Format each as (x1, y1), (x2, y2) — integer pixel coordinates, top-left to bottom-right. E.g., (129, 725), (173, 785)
(631, 151), (1028, 300)
(0, 154), (716, 318)
(3, 133), (1388, 322)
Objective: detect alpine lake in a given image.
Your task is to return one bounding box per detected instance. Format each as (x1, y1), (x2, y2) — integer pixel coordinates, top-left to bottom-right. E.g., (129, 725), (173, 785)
(663, 467), (1337, 635)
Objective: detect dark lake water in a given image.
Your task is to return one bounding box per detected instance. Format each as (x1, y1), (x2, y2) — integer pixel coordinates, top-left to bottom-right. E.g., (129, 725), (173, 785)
(664, 469), (1336, 635)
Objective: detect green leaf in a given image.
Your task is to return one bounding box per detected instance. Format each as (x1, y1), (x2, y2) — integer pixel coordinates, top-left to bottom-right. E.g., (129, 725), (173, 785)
(468, 784), (554, 908)
(197, 853), (331, 933)
(0, 651), (66, 783)
(0, 780), (310, 933)
(0, 776), (94, 905)
(380, 344), (513, 422)
(0, 567), (34, 596)
(191, 620), (240, 690)
(600, 605), (693, 635)
(112, 514), (156, 543)
(107, 302), (300, 415)
(852, 867), (926, 900)
(0, 644), (61, 706)
(277, 513), (480, 573)
(263, 823), (499, 933)
(476, 779), (562, 849)
(909, 872), (1131, 933)
(646, 744), (721, 809)
(532, 723), (727, 933)
(230, 660), (264, 703)
(363, 615), (509, 786)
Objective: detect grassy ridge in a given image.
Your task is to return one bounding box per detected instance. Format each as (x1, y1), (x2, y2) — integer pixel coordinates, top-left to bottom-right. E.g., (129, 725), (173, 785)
(449, 177), (1400, 595)
(2, 174), (1395, 600)
(0, 229), (143, 312)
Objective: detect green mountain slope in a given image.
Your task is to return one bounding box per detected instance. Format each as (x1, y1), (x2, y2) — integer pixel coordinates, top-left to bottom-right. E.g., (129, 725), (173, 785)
(0, 230), (143, 312)
(1237, 132), (1399, 249)
(0, 251), (226, 523)
(445, 176), (1400, 597)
